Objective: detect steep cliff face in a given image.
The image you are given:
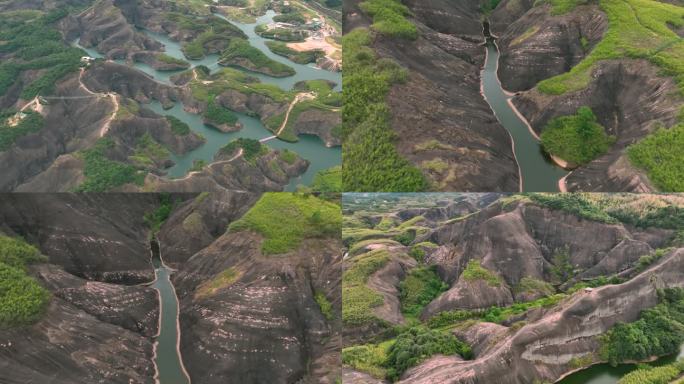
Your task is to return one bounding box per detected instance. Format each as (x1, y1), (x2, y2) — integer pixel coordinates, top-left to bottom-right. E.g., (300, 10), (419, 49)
(492, 3), (608, 92)
(513, 59), (681, 192)
(161, 193), (342, 383)
(344, 0), (520, 191)
(0, 192), (341, 384)
(399, 249), (684, 384)
(343, 194), (684, 384)
(0, 194), (168, 384)
(489, 2), (683, 192)
(0, 193), (160, 282)
(77, 0), (162, 59)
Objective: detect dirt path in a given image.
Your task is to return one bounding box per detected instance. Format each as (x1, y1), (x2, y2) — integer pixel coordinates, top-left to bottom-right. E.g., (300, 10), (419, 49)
(76, 68), (120, 137)
(171, 148), (244, 182)
(275, 92), (315, 136)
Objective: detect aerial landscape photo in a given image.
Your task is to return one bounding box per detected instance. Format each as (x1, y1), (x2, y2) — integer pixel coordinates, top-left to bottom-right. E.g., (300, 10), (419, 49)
(0, 0), (341, 192)
(343, 0), (684, 192)
(342, 192), (684, 383)
(0, 191), (342, 383)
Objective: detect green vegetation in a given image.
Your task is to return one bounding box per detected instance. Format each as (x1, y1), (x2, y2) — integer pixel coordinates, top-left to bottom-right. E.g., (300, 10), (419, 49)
(229, 192), (341, 254)
(279, 149), (298, 165)
(75, 138), (146, 192)
(311, 166), (342, 193)
(544, 0), (590, 15)
(155, 53), (190, 69)
(385, 326), (472, 381)
(166, 115), (191, 135)
(144, 193), (174, 233)
(0, 9), (83, 98)
(551, 246), (576, 283)
(426, 294), (568, 328)
(634, 248), (672, 273)
(618, 360), (684, 384)
(220, 138), (267, 162)
(265, 41), (325, 64)
(399, 266), (448, 318)
(540, 107), (615, 165)
(165, 12), (246, 59)
(481, 0), (503, 13)
(0, 235), (46, 269)
(0, 235), (50, 328)
(189, 159), (206, 172)
(272, 12), (306, 25)
(514, 277), (556, 298)
(220, 39), (296, 76)
(358, 0), (418, 39)
(600, 288), (684, 366)
(343, 326), (472, 382)
(343, 28), (428, 191)
(0, 110), (44, 151)
(343, 249), (390, 325)
(195, 267), (240, 299)
(342, 342), (391, 379)
(537, 0), (684, 95)
(204, 100), (238, 126)
(627, 124), (684, 191)
(528, 193), (618, 223)
(461, 260), (502, 286)
(129, 133), (170, 168)
(255, 24), (308, 42)
(315, 291), (334, 320)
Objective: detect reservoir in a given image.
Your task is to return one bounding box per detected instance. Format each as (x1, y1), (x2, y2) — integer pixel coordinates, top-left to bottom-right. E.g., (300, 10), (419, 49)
(75, 9), (341, 191)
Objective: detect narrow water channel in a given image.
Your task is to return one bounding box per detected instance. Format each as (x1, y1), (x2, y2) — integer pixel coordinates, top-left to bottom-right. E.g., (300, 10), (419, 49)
(480, 22), (567, 192)
(74, 9), (341, 191)
(150, 238), (190, 384)
(557, 345), (683, 384)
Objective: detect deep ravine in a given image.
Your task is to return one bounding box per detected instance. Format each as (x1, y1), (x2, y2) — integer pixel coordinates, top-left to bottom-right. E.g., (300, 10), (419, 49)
(150, 238), (190, 384)
(480, 22), (568, 192)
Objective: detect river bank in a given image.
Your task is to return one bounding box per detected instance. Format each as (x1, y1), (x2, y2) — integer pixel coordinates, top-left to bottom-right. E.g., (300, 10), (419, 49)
(480, 22), (567, 192)
(149, 238), (190, 384)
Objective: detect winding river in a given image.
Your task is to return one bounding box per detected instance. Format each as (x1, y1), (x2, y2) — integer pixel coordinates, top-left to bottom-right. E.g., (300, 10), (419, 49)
(150, 238), (190, 384)
(481, 24), (567, 192)
(557, 345), (684, 384)
(76, 10), (341, 190)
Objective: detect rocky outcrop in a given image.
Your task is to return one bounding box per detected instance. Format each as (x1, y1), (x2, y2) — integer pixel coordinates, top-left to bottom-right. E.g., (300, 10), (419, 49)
(398, 248), (684, 384)
(172, 231), (342, 384)
(345, 0), (520, 191)
(34, 264), (159, 337)
(130, 51), (190, 71)
(144, 148), (309, 193)
(513, 59), (682, 191)
(421, 278), (514, 319)
(82, 61), (179, 108)
(427, 200), (670, 287)
(78, 0), (162, 59)
(493, 3), (608, 92)
(0, 74), (111, 191)
(452, 322), (510, 358)
(0, 297), (156, 384)
(0, 193), (160, 283)
(290, 107), (342, 147)
(157, 190), (259, 265)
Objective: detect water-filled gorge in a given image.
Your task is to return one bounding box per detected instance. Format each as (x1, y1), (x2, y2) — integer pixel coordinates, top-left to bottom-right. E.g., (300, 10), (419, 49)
(480, 22), (567, 192)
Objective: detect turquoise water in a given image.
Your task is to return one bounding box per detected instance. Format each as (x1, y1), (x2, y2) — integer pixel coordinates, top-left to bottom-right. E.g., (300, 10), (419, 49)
(481, 37), (567, 192)
(74, 9), (341, 191)
(558, 345), (684, 383)
(150, 240), (189, 384)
